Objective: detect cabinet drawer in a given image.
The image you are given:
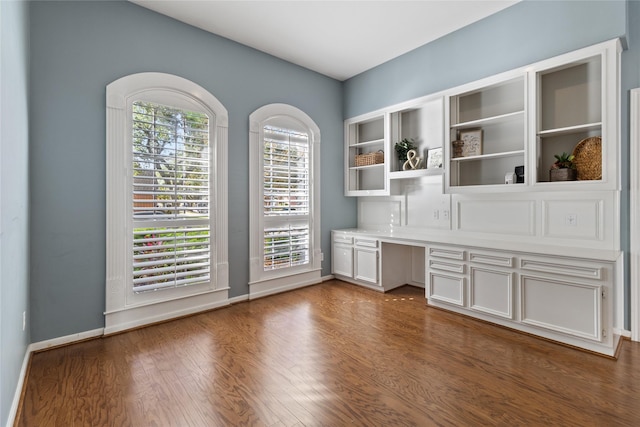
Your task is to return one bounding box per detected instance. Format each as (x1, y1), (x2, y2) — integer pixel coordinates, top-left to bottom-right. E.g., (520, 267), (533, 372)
(333, 234), (353, 245)
(469, 251), (513, 268)
(355, 238), (378, 248)
(429, 259), (465, 274)
(520, 257), (602, 280)
(428, 272), (465, 306)
(429, 246), (465, 261)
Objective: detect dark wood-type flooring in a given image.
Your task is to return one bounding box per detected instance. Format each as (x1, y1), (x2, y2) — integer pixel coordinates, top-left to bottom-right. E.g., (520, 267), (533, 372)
(16, 280), (640, 426)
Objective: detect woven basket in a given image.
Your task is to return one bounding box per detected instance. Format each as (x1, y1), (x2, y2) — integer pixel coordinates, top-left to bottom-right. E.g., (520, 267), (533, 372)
(572, 136), (602, 180)
(355, 150), (384, 167)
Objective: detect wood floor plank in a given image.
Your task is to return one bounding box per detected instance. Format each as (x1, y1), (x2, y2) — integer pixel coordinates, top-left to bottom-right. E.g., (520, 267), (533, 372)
(16, 280), (640, 426)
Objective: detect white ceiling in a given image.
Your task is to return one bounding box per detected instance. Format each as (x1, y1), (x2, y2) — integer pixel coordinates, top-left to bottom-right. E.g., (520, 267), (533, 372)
(130, 0), (520, 81)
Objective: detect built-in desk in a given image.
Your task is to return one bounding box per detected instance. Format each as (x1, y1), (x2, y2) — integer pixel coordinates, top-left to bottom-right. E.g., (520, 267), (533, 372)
(332, 228), (622, 357)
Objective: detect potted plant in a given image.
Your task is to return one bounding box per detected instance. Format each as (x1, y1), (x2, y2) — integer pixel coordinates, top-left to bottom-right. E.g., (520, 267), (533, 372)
(394, 138), (416, 170)
(549, 152), (577, 181)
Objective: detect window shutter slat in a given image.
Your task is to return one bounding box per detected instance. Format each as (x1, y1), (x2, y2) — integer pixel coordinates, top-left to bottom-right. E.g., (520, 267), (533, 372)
(132, 101), (211, 292)
(262, 123), (311, 271)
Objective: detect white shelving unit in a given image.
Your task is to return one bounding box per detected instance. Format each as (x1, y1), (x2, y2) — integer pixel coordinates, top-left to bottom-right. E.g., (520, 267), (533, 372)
(530, 41), (619, 189)
(445, 74), (527, 191)
(344, 96), (445, 196)
(389, 97), (444, 178)
(345, 113), (388, 196)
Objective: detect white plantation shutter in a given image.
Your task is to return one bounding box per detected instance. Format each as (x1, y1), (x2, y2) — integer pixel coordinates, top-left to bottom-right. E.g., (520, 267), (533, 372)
(262, 126), (310, 271)
(132, 101), (211, 292)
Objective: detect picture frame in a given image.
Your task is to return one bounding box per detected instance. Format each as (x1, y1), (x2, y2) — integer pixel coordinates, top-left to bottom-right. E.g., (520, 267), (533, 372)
(426, 147), (443, 169)
(459, 129), (482, 157)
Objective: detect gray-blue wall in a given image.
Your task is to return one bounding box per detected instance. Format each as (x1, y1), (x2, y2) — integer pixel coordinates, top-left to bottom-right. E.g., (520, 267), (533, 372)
(29, 0), (353, 343)
(343, 0), (627, 118)
(343, 0), (637, 329)
(0, 0), (30, 425)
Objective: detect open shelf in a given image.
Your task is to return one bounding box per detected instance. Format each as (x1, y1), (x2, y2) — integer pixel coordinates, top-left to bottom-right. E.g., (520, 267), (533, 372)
(451, 110), (525, 130)
(345, 114), (388, 195)
(447, 74), (526, 190)
(349, 163), (385, 171)
(451, 150), (525, 163)
(538, 122), (601, 137)
(350, 138), (385, 148)
(535, 54), (603, 185)
(389, 168), (444, 180)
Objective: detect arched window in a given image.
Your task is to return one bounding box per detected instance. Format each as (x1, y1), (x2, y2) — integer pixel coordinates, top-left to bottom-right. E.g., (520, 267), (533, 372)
(249, 104), (322, 298)
(105, 73), (228, 333)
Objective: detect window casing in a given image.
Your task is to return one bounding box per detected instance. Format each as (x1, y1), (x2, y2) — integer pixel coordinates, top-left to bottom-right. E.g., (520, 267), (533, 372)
(106, 73), (228, 333)
(249, 105), (321, 293)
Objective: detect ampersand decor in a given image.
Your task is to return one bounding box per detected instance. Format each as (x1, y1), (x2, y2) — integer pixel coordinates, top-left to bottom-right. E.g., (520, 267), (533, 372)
(402, 149), (422, 170)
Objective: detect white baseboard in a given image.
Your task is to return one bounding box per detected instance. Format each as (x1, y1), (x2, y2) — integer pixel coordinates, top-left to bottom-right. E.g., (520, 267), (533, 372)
(616, 328), (632, 339)
(249, 273), (322, 300)
(104, 289), (230, 335)
(30, 328), (105, 352)
(321, 274), (335, 282)
(6, 346), (30, 427)
(228, 294), (249, 304)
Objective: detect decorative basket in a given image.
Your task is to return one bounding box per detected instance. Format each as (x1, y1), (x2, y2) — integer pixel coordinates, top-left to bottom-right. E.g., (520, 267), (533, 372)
(355, 150), (384, 167)
(572, 136), (602, 180)
(550, 168), (577, 182)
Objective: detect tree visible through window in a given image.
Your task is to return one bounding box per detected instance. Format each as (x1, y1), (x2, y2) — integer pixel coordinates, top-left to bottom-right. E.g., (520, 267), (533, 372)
(131, 101), (211, 292)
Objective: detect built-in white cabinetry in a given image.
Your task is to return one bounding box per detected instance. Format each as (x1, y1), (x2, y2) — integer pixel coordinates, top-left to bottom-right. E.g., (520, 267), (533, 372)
(332, 232), (381, 288)
(354, 238), (379, 284)
(389, 97), (445, 180)
(443, 38), (620, 193)
(332, 234), (353, 278)
(427, 246), (466, 306)
(332, 231), (426, 292)
(344, 96), (445, 196)
(531, 41), (619, 190)
(468, 249), (516, 320)
(336, 37), (623, 357)
(446, 74), (527, 190)
(342, 39), (621, 196)
(426, 243), (617, 356)
(345, 113), (388, 196)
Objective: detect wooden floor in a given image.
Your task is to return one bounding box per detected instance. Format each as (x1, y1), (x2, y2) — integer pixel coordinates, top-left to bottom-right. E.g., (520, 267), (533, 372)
(16, 280), (640, 426)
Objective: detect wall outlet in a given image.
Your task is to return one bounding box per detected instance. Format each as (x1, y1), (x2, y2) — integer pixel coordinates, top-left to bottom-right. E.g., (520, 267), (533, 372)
(433, 209), (439, 220)
(23, 311), (26, 331)
(566, 214), (577, 226)
(442, 210), (450, 220)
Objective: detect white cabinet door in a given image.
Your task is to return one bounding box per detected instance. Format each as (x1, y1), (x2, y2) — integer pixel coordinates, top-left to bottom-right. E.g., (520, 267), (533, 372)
(520, 275), (602, 341)
(469, 267), (514, 319)
(355, 247), (379, 284)
(332, 244), (353, 278)
(428, 272), (465, 306)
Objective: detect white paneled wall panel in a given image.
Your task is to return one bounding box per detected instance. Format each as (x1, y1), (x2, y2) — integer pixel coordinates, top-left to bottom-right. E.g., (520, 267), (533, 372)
(542, 199), (604, 240)
(456, 199), (536, 236)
